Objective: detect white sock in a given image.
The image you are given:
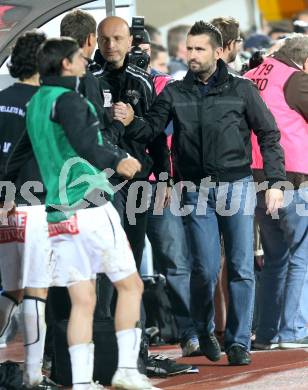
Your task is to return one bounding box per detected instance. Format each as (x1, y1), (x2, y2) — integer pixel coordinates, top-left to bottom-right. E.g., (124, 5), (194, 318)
(116, 328), (142, 369)
(22, 296), (46, 386)
(0, 292), (18, 337)
(69, 342), (94, 388)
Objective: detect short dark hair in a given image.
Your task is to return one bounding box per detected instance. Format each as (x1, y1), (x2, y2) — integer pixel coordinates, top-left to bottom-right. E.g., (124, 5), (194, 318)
(8, 30), (46, 80)
(60, 9), (96, 48)
(188, 21), (223, 49)
(150, 43), (167, 61)
(37, 37), (80, 77)
(210, 17), (240, 49)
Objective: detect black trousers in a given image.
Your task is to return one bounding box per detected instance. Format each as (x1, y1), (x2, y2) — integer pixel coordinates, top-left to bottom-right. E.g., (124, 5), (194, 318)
(99, 179), (149, 318)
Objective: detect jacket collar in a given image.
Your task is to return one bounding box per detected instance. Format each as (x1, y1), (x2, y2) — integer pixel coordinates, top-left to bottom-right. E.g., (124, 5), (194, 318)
(182, 58), (229, 90)
(40, 76), (80, 92)
(93, 49), (129, 74)
(94, 49), (107, 69)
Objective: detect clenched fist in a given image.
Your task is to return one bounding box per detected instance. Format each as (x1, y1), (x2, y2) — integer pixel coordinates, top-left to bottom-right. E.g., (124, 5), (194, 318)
(116, 156), (142, 179)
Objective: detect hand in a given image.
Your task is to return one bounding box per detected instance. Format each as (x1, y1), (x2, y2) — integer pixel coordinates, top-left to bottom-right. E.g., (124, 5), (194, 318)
(154, 186), (172, 213)
(0, 201), (16, 225)
(163, 186), (172, 208)
(265, 188), (284, 215)
(116, 156), (142, 179)
(113, 102), (134, 126)
(112, 102), (127, 120)
(254, 255), (264, 271)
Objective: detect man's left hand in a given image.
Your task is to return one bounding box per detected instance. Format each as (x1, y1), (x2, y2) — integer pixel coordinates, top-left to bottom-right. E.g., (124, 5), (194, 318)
(265, 188), (284, 215)
(113, 102), (134, 126)
(154, 186), (172, 213)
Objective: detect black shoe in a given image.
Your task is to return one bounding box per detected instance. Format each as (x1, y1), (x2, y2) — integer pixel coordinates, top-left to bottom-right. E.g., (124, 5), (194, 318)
(146, 354), (192, 378)
(22, 376), (61, 389)
(227, 345), (251, 366)
(199, 334), (221, 362)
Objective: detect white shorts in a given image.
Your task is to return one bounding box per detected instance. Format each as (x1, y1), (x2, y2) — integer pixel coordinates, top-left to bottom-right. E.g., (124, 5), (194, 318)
(0, 205), (53, 291)
(48, 203), (137, 287)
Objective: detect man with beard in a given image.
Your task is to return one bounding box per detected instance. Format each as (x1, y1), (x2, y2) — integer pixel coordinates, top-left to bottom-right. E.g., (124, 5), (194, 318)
(210, 17), (243, 73)
(116, 21), (286, 366)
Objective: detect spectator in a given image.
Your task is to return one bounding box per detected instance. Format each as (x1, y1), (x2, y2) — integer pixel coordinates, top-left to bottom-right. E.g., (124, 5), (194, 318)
(145, 24), (162, 45)
(150, 43), (169, 74)
(167, 24), (190, 78)
(117, 20), (285, 366)
(245, 33), (308, 350)
(210, 17), (241, 61)
(210, 17), (243, 74)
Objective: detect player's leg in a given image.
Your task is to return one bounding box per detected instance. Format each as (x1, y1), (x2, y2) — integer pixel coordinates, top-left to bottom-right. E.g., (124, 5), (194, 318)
(67, 280), (97, 390)
(98, 204), (159, 389)
(113, 272), (143, 369)
(48, 212), (100, 390)
(109, 270), (160, 389)
(0, 290), (22, 333)
(19, 206), (57, 388)
(0, 218), (24, 343)
(22, 287), (48, 387)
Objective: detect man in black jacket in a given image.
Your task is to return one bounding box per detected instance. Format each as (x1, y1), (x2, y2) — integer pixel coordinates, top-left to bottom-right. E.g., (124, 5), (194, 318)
(116, 21), (286, 366)
(94, 16), (170, 270)
(60, 9), (130, 133)
(93, 16), (192, 378)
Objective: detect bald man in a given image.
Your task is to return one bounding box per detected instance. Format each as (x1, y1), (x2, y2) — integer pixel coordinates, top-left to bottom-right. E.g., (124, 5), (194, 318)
(92, 16), (191, 380)
(97, 16), (132, 69)
(93, 16), (170, 289)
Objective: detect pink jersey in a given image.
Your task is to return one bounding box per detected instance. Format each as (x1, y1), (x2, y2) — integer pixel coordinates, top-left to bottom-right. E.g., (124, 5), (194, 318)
(245, 57), (308, 174)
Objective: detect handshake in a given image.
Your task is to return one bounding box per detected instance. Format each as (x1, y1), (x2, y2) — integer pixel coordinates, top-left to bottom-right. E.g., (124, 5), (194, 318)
(112, 101), (135, 127)
(112, 102), (141, 180)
